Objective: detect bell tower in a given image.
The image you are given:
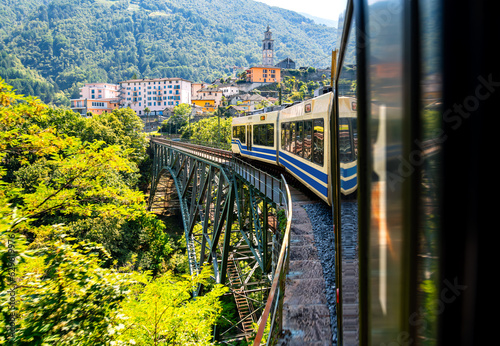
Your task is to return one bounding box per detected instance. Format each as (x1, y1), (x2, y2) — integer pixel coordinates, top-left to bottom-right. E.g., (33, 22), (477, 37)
(262, 25), (274, 66)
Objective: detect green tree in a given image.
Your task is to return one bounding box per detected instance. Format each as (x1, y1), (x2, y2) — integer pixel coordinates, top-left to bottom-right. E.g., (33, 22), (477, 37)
(118, 267), (227, 345)
(0, 78), (228, 345)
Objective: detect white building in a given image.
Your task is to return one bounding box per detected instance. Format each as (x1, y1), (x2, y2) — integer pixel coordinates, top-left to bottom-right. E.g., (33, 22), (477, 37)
(119, 78), (192, 116)
(80, 83), (120, 100)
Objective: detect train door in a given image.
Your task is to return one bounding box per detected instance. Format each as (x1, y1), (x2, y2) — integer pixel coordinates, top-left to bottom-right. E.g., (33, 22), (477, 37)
(247, 125), (252, 151)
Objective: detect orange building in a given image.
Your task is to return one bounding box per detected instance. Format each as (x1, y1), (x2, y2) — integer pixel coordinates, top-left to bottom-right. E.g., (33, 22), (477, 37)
(246, 66), (281, 83)
(191, 99), (216, 113)
(71, 98), (120, 116)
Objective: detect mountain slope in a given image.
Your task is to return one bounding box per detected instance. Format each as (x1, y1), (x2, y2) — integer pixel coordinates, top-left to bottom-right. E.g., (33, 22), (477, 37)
(0, 0), (335, 105)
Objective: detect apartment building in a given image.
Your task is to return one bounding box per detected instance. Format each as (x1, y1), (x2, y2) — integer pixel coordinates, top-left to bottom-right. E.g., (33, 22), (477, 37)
(119, 78), (192, 116)
(71, 98), (120, 116)
(246, 66), (281, 83)
(80, 83), (120, 99)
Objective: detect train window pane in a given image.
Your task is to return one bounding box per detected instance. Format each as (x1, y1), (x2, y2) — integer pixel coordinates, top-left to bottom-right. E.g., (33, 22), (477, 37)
(253, 125), (259, 145)
(290, 122), (296, 154)
(285, 123), (290, 152)
(266, 124), (274, 147)
(281, 123), (285, 149)
(313, 119), (324, 165)
(240, 126), (245, 144)
(415, 0), (442, 343)
(304, 120), (312, 161)
(233, 127), (237, 138)
(296, 121), (303, 157)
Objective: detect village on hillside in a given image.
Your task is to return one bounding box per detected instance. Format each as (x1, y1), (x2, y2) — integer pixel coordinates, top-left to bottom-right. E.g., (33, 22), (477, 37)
(70, 26), (333, 127)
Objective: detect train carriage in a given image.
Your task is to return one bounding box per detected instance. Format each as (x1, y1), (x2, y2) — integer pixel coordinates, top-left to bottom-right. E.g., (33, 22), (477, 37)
(231, 111), (279, 165)
(277, 92), (333, 204)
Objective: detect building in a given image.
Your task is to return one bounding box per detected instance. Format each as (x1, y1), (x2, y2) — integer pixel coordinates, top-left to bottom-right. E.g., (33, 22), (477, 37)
(191, 99), (216, 113)
(275, 57), (296, 69)
(79, 83), (120, 100)
(70, 83), (120, 115)
(230, 93), (271, 113)
(119, 78), (192, 116)
(191, 86), (223, 113)
(71, 98), (120, 116)
(246, 66), (281, 83)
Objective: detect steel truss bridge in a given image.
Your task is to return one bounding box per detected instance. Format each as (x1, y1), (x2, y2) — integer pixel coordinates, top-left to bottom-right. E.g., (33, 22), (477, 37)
(148, 138), (292, 345)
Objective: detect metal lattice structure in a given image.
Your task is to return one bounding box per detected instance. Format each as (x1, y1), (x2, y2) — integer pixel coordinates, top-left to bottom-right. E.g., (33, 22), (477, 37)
(148, 139), (291, 343)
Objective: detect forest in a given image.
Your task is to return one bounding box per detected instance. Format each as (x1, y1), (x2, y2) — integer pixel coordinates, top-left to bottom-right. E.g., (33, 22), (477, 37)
(0, 0), (336, 107)
(0, 78), (235, 345)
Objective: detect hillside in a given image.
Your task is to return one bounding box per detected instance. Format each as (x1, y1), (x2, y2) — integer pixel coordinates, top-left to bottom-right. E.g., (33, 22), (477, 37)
(0, 0), (336, 106)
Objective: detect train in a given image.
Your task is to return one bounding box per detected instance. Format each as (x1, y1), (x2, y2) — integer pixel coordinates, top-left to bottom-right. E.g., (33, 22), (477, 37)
(231, 93), (357, 205)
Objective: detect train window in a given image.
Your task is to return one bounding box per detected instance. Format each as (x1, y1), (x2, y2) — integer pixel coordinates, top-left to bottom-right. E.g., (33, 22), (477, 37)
(313, 119), (324, 166)
(266, 123), (274, 147)
(290, 122), (296, 154)
(304, 120), (312, 161)
(253, 124), (274, 147)
(253, 125), (261, 146)
(339, 118), (353, 162)
(281, 123), (286, 150)
(285, 123), (290, 151)
(296, 121), (303, 158)
(239, 126), (245, 144)
(233, 125), (245, 144)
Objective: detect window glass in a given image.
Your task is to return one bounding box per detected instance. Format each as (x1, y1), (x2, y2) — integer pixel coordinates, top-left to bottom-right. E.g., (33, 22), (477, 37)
(266, 124), (274, 147)
(285, 123), (290, 152)
(296, 121), (303, 157)
(313, 119), (324, 165)
(290, 122), (296, 154)
(253, 125), (260, 145)
(281, 123), (286, 149)
(304, 120), (312, 161)
(240, 126), (245, 144)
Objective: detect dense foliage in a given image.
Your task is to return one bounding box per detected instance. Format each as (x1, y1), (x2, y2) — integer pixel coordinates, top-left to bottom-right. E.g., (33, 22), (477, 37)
(0, 0), (335, 106)
(0, 79), (226, 345)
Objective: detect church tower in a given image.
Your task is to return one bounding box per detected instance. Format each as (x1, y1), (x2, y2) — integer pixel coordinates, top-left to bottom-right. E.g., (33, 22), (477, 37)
(262, 25), (274, 66)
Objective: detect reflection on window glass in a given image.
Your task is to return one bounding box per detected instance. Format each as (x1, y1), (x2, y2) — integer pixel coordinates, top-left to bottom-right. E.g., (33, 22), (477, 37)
(296, 121), (303, 157)
(290, 122), (296, 154)
(304, 121), (312, 161)
(313, 119), (324, 166)
(285, 123), (290, 151)
(416, 0), (442, 343)
(267, 124), (274, 146)
(240, 126), (245, 144)
(252, 124), (274, 147)
(233, 126), (246, 144)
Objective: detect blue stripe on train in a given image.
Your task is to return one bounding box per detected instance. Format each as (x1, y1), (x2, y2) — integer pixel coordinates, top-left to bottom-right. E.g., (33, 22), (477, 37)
(278, 151), (328, 198)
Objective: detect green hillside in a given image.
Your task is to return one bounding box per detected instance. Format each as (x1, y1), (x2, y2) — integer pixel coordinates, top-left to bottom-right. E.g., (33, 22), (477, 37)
(0, 0), (335, 106)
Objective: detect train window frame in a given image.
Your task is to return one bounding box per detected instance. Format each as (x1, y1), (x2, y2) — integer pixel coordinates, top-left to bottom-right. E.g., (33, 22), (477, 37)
(304, 120), (312, 161)
(252, 124), (274, 147)
(313, 118), (325, 166)
(232, 125), (246, 144)
(296, 121), (304, 158)
(281, 119), (324, 167)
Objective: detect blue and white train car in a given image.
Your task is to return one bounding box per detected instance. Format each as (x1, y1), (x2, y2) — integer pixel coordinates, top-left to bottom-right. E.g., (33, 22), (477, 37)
(231, 92), (357, 205)
(231, 111), (279, 165)
(277, 93), (333, 204)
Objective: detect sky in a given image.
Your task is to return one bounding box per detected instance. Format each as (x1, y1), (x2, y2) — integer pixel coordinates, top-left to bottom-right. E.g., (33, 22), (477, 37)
(255, 0), (345, 22)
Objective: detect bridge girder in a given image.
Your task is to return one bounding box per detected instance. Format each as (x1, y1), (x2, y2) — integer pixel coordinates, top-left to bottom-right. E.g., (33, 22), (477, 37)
(148, 141), (286, 341)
